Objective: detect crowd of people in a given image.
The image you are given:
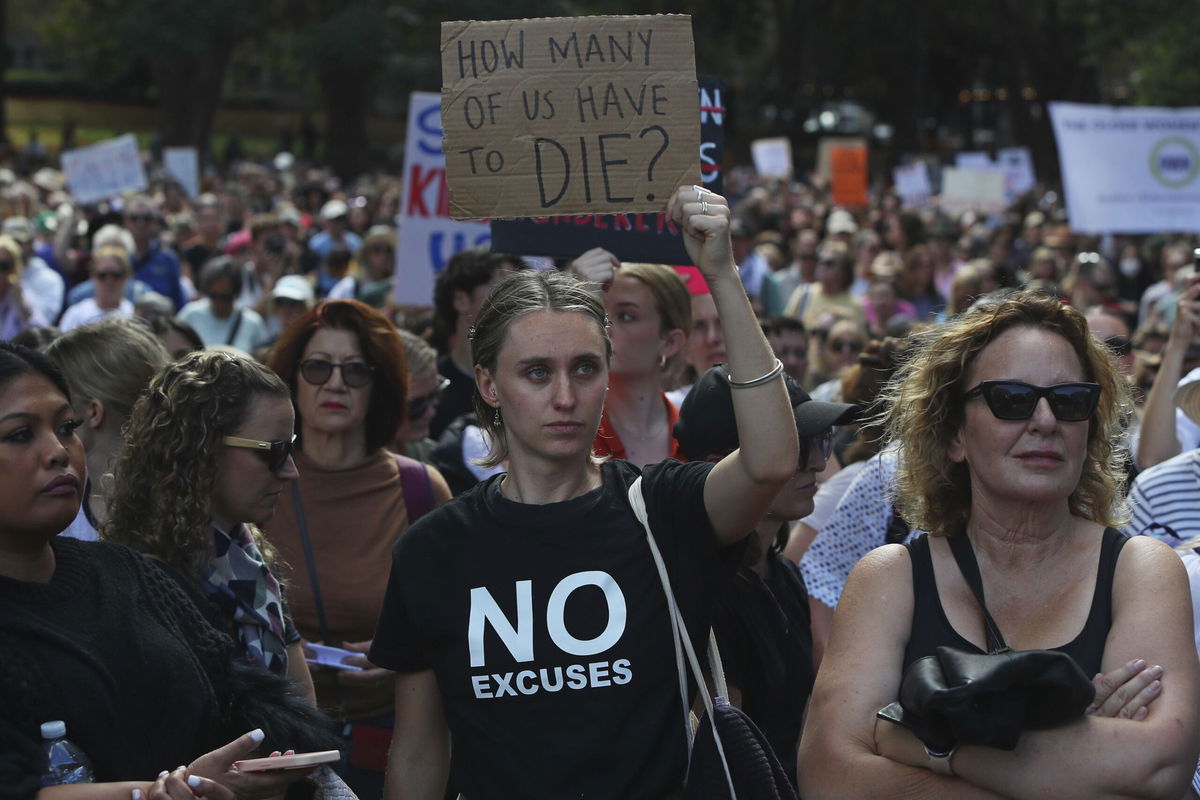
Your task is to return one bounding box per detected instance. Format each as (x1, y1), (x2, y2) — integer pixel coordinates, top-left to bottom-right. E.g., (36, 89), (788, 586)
(1, 135), (1200, 800)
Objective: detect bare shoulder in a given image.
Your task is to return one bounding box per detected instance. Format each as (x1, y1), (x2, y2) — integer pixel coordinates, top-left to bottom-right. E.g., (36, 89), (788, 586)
(1115, 534), (1188, 586)
(832, 543), (914, 636)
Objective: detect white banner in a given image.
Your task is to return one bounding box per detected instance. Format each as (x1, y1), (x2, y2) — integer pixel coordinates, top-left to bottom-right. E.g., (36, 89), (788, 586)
(163, 147), (199, 199)
(1050, 102), (1200, 233)
(395, 92), (492, 306)
(941, 167), (1006, 214)
(61, 134), (148, 205)
(751, 137), (793, 179)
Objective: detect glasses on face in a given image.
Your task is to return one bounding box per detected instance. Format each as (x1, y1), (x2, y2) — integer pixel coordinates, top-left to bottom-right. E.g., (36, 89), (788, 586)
(299, 358), (375, 388)
(207, 292), (234, 303)
(964, 380), (1101, 422)
(799, 430), (834, 471)
(94, 271), (125, 282)
(127, 214), (156, 224)
(817, 258), (838, 268)
(829, 339), (862, 354)
(1104, 336), (1132, 357)
(222, 434), (297, 472)
(407, 376), (451, 419)
(0, 261), (12, 274)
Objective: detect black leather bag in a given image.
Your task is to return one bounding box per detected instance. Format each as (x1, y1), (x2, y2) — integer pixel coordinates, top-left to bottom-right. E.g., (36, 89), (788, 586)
(878, 534), (1095, 752)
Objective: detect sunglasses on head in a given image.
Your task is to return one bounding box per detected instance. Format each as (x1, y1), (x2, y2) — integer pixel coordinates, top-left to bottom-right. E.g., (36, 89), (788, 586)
(799, 429), (834, 470)
(407, 376), (451, 419)
(964, 380), (1101, 422)
(222, 434), (296, 472)
(299, 358), (375, 388)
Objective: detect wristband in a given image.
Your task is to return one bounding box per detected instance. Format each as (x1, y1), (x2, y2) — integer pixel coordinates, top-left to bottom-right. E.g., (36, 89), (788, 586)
(726, 358), (784, 389)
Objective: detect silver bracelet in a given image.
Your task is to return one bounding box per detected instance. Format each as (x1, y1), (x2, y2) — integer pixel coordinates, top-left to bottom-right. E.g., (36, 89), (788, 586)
(725, 358), (784, 389)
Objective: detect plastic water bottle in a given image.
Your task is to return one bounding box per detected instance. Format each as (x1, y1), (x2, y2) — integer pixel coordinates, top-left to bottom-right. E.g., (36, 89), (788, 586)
(40, 720), (94, 785)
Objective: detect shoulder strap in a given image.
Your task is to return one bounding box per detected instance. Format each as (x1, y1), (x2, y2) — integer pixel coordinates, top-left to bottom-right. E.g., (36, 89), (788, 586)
(946, 534), (1008, 653)
(395, 454), (434, 522)
(627, 476), (737, 798)
(290, 482), (335, 647)
(225, 309), (244, 346)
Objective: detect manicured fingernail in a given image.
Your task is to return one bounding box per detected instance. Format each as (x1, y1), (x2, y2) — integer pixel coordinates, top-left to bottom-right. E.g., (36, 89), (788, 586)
(248, 727), (265, 744)
(132, 790), (144, 800)
(158, 771), (169, 779)
(1132, 658), (1146, 669)
(1150, 664), (1164, 676)
(188, 776), (202, 789)
(1150, 679), (1162, 692)
(176, 766), (186, 771)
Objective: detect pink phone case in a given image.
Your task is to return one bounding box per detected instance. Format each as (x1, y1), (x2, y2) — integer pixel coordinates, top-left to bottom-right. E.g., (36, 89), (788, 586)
(233, 749), (340, 772)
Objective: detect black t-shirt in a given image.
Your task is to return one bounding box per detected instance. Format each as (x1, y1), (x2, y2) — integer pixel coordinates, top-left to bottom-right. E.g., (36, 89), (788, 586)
(370, 458), (737, 799)
(429, 354), (477, 440)
(709, 551), (814, 788)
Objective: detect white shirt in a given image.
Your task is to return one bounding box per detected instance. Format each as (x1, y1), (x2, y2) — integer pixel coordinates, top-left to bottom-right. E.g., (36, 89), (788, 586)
(58, 297), (134, 332)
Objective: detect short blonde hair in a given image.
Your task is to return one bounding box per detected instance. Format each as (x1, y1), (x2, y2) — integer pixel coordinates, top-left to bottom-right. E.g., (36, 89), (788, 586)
(883, 290), (1131, 537)
(617, 262), (691, 371)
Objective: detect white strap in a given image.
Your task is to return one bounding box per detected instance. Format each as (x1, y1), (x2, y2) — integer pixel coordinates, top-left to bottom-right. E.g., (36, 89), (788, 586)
(627, 477), (737, 798)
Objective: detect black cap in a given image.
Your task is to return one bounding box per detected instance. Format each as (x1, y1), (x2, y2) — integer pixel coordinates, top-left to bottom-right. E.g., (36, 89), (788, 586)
(674, 365), (859, 461)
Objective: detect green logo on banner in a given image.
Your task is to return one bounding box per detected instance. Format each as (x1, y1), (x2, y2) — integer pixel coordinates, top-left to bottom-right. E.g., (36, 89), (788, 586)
(1150, 137), (1200, 188)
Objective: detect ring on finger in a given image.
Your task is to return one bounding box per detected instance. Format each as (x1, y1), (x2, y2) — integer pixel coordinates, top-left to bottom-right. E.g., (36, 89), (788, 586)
(701, 201), (710, 214)
(693, 185), (705, 201)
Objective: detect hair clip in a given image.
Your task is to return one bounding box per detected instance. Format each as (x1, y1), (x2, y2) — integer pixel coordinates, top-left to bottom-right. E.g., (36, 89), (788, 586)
(603, 314), (612, 329)
(468, 325), (477, 341)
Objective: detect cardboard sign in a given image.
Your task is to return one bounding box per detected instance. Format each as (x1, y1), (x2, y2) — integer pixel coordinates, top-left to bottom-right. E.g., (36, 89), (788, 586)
(830, 144), (868, 207)
(940, 167), (1007, 214)
(163, 147), (199, 198)
(440, 15), (700, 220)
(394, 92), (492, 306)
(61, 134), (148, 205)
(751, 137), (792, 179)
(489, 76), (724, 264)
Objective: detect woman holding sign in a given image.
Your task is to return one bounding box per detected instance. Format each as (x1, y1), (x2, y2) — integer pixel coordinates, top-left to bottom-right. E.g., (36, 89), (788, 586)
(369, 187), (799, 798)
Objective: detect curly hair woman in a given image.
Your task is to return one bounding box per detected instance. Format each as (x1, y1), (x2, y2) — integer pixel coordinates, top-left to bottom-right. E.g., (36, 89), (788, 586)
(798, 290), (1200, 798)
(105, 350), (315, 701)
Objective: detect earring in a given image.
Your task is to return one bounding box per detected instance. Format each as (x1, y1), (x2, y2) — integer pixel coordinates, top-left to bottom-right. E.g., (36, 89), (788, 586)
(494, 407), (501, 427)
(658, 353), (667, 369)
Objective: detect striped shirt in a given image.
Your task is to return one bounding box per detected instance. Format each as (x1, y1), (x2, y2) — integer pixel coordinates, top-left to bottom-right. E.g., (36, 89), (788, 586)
(1124, 449), (1200, 544)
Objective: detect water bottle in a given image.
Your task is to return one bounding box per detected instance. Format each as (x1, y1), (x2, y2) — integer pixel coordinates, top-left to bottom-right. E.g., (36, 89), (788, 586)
(40, 720), (94, 785)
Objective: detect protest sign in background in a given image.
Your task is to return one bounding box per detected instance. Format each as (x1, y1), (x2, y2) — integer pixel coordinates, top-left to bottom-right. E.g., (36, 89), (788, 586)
(830, 143), (868, 207)
(751, 137), (792, 179)
(940, 167), (1006, 214)
(893, 161), (933, 207)
(1051, 102), (1200, 233)
(440, 15), (700, 220)
(61, 134), (147, 204)
(489, 76), (724, 265)
(163, 147), (199, 199)
(394, 91), (491, 306)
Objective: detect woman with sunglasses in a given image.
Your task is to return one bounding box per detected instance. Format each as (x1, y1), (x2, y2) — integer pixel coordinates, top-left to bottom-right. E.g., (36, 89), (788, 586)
(105, 349), (314, 698)
(393, 328), (448, 464)
(57, 245), (135, 332)
(799, 291), (1200, 798)
(265, 299), (450, 796)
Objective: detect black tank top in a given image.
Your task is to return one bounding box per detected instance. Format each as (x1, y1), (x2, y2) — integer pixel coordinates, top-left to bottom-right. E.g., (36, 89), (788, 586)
(902, 528), (1128, 675)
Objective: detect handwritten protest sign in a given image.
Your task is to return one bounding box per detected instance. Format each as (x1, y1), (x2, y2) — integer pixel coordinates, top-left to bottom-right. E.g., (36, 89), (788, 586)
(893, 161), (933, 207)
(395, 92), (491, 306)
(441, 15), (700, 220)
(61, 134), (147, 205)
(489, 77), (724, 264)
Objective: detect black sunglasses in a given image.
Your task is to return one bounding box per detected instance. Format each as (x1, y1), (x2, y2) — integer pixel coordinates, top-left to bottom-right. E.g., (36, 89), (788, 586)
(799, 429), (834, 470)
(222, 434), (297, 472)
(830, 339), (862, 354)
(298, 358), (375, 388)
(407, 376), (451, 419)
(964, 380), (1101, 422)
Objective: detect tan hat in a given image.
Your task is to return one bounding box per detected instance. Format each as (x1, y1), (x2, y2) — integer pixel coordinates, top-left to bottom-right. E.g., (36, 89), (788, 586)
(1175, 374), (1200, 425)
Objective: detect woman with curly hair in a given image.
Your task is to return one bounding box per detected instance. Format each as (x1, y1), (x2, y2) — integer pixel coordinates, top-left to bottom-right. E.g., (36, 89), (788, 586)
(105, 350), (315, 700)
(799, 290), (1200, 797)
